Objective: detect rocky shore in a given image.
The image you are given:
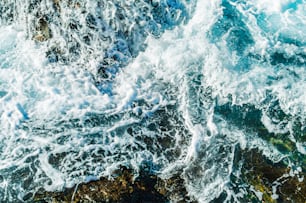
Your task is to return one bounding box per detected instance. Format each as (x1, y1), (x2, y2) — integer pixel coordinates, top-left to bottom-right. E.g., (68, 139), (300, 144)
(33, 148), (305, 203)
(34, 166), (191, 203)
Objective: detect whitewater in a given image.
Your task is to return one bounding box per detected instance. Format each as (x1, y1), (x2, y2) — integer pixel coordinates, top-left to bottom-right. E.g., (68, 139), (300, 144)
(0, 0), (305, 202)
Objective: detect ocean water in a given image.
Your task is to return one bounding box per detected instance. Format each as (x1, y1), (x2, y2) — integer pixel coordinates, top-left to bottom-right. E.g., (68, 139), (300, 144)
(0, 0), (305, 202)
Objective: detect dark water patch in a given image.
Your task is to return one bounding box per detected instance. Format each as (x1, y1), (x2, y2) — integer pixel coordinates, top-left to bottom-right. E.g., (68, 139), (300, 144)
(214, 99), (292, 137)
(291, 117), (306, 143)
(214, 103), (264, 132)
(0, 1), (14, 25)
(270, 51), (306, 67)
(0, 90), (7, 98)
(213, 101), (305, 166)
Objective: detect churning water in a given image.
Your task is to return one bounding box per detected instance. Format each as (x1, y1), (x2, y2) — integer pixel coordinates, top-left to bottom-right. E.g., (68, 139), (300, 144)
(0, 0), (305, 202)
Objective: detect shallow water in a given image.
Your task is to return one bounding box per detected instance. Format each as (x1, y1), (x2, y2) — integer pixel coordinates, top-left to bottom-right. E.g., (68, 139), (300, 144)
(0, 0), (305, 202)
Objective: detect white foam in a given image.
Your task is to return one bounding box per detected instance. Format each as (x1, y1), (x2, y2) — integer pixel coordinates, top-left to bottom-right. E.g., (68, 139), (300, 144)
(254, 0), (291, 13)
(0, 25), (115, 196)
(250, 186), (263, 201)
(296, 142), (306, 155)
(39, 152), (65, 191)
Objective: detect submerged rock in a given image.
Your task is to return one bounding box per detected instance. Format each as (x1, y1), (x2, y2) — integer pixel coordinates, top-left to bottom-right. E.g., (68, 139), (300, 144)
(238, 149), (306, 203)
(33, 17), (52, 42)
(33, 166), (193, 203)
(17, 145), (304, 203)
(33, 148), (305, 203)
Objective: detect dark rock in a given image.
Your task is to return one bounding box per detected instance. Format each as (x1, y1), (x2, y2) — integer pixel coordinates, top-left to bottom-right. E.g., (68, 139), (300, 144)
(33, 166), (190, 203)
(238, 149), (306, 203)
